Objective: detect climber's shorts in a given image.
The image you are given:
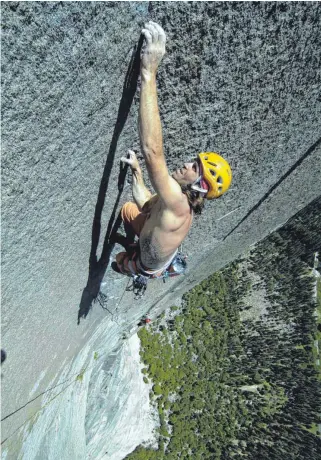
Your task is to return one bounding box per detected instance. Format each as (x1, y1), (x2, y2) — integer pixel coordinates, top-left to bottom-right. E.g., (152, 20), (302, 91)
(116, 246), (178, 278)
(121, 202), (147, 237)
(115, 202), (147, 276)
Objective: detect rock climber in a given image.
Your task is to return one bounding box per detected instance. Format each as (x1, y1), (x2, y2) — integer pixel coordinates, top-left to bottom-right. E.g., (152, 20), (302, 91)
(114, 21), (232, 279)
(138, 316), (152, 326)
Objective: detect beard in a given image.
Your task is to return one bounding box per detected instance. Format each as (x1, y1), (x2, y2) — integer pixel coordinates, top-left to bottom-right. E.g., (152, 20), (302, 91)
(172, 171), (189, 186)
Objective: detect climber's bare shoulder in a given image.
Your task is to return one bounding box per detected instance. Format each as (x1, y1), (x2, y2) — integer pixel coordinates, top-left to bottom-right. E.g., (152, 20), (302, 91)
(144, 186), (192, 234)
(160, 190), (192, 232)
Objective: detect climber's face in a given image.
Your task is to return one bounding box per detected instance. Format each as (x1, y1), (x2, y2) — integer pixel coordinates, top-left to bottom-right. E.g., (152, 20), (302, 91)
(172, 159), (200, 186)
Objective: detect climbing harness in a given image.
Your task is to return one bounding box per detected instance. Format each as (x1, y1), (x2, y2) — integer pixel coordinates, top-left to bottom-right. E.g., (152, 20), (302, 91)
(124, 244), (188, 299)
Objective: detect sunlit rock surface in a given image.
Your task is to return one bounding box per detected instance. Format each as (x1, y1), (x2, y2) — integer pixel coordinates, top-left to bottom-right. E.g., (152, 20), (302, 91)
(1, 2), (321, 458)
(18, 329), (157, 460)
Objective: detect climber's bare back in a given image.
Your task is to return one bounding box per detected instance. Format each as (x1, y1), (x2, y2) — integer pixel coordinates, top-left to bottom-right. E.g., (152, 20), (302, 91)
(139, 194), (193, 269)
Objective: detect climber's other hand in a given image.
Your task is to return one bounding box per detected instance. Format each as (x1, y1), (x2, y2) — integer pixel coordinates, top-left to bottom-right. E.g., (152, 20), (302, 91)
(121, 150), (140, 172)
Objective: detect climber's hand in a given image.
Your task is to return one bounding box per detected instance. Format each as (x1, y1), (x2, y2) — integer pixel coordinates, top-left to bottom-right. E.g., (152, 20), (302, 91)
(141, 21), (166, 76)
(121, 150), (140, 172)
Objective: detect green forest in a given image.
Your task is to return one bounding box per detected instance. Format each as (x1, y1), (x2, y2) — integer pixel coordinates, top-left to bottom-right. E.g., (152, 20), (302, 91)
(126, 197), (321, 459)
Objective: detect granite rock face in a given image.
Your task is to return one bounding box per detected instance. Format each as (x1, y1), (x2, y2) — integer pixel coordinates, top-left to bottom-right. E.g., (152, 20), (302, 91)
(1, 1), (321, 453)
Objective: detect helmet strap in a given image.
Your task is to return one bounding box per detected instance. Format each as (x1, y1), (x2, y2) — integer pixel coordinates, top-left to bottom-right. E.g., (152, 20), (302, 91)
(191, 176), (208, 195)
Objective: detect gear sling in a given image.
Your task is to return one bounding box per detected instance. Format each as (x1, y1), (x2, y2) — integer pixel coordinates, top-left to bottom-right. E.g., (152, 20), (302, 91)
(118, 242), (187, 299)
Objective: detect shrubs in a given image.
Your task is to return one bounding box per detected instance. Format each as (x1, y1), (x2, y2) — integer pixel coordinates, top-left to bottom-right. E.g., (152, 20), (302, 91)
(126, 198), (321, 459)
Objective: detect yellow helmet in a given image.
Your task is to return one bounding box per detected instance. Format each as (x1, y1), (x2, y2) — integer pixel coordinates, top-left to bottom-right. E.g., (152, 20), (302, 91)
(197, 152), (232, 200)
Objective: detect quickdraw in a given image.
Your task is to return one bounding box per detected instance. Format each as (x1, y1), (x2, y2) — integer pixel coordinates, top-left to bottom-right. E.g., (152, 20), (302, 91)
(129, 274), (149, 299)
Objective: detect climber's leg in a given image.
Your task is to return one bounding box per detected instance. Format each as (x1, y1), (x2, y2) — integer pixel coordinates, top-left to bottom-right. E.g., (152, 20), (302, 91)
(121, 202), (147, 241)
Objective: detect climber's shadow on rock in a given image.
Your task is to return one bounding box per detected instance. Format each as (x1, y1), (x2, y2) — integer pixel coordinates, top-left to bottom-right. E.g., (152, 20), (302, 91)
(77, 35), (144, 324)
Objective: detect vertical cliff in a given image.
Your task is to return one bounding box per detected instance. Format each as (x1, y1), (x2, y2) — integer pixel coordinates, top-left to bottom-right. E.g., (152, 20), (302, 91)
(1, 2), (321, 457)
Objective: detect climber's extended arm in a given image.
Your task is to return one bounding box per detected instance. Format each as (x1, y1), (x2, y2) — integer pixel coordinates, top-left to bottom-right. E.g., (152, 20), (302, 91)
(139, 70), (164, 170)
(121, 150), (152, 210)
(139, 22), (185, 213)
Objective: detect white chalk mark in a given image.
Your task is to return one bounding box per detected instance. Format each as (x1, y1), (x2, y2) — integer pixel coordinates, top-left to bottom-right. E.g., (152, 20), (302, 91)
(216, 207), (241, 221)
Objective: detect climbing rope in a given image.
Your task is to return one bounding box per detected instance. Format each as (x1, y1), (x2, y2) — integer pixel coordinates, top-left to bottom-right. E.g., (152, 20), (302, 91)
(95, 275), (131, 327)
(1, 360), (92, 446)
(114, 277), (131, 317)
